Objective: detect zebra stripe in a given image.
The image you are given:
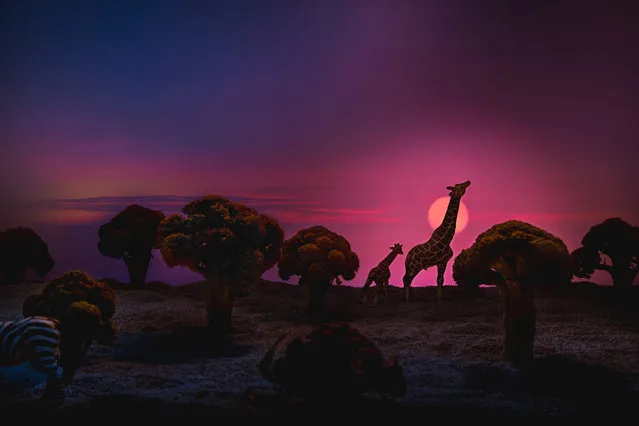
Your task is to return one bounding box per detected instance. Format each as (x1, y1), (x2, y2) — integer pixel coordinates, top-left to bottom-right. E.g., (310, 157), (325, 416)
(0, 316), (65, 405)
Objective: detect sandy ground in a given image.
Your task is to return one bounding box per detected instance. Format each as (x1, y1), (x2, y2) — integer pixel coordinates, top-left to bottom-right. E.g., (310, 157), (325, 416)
(1, 279), (638, 420)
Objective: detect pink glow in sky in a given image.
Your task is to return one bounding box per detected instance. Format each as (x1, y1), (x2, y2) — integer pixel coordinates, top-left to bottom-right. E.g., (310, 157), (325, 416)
(2, 1), (637, 287)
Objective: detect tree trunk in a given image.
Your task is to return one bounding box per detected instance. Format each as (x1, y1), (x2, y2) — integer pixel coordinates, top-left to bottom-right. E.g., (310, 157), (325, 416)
(205, 275), (235, 335)
(610, 266), (637, 289)
(124, 254), (152, 288)
(59, 332), (85, 385)
(500, 279), (536, 367)
(460, 284), (484, 299)
(307, 281), (330, 321)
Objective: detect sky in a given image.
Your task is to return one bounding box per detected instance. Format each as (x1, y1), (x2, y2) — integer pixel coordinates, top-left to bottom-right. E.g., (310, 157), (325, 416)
(1, 0), (638, 287)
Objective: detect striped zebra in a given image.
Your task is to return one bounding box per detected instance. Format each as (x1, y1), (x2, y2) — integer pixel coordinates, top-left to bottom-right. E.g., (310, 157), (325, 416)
(0, 316), (66, 405)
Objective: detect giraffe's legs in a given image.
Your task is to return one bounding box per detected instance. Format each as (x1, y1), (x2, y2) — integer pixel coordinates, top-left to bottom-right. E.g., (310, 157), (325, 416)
(436, 263), (447, 301)
(380, 278), (389, 304)
(402, 271), (417, 303)
(361, 276), (374, 304)
(374, 279), (386, 305)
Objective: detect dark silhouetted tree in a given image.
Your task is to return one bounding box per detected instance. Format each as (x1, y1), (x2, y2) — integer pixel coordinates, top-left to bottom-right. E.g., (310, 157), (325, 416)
(22, 270), (118, 381)
(0, 226), (55, 285)
(57, 300), (116, 384)
(452, 220), (572, 367)
(452, 220), (572, 291)
(571, 217), (639, 289)
(97, 204), (165, 288)
(277, 225), (359, 319)
(157, 195), (284, 334)
(490, 242), (538, 366)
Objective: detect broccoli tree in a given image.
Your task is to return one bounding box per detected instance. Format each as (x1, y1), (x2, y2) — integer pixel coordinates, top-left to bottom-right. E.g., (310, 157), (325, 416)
(157, 195), (284, 334)
(277, 225), (360, 318)
(23, 270), (117, 376)
(453, 220), (572, 291)
(97, 204), (165, 288)
(0, 227), (55, 285)
(59, 301), (117, 384)
(571, 218), (639, 289)
(452, 220), (572, 366)
(451, 248), (503, 293)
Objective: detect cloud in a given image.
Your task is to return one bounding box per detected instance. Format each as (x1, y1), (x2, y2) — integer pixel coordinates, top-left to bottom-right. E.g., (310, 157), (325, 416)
(28, 194), (397, 225)
(309, 208), (386, 215)
(470, 211), (622, 223)
(33, 209), (113, 225)
(269, 208), (399, 225)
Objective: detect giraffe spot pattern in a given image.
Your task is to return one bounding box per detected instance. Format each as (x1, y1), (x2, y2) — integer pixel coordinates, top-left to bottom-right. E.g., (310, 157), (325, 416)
(402, 194), (466, 287)
(368, 266), (391, 282)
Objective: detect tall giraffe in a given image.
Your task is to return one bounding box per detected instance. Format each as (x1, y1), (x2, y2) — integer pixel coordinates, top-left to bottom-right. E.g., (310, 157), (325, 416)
(361, 243), (404, 305)
(403, 180), (471, 302)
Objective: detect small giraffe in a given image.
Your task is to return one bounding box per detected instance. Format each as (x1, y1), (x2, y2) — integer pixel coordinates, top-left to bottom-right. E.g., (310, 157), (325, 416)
(361, 243), (404, 305)
(403, 180), (471, 302)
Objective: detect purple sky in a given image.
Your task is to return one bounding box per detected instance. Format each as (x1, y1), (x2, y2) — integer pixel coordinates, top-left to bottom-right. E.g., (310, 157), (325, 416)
(1, 1), (638, 286)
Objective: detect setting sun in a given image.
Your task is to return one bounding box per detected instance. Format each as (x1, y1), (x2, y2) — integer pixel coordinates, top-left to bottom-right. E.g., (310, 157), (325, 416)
(427, 197), (469, 233)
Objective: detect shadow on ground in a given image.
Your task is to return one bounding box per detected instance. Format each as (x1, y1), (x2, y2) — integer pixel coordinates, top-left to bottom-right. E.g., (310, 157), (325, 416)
(110, 326), (253, 363)
(464, 354), (637, 408)
(1, 391), (634, 421)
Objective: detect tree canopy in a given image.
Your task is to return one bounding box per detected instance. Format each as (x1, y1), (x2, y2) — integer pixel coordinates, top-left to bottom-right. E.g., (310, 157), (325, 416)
(23, 270), (116, 327)
(97, 204), (165, 286)
(157, 194), (285, 286)
(278, 225), (360, 285)
(571, 217), (639, 288)
(97, 204), (165, 258)
(23, 268), (118, 373)
(23, 271), (118, 386)
(452, 220), (572, 289)
(0, 226), (55, 285)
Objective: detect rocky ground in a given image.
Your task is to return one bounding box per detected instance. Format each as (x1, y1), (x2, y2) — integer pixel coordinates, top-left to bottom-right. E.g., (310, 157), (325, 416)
(1, 279), (638, 420)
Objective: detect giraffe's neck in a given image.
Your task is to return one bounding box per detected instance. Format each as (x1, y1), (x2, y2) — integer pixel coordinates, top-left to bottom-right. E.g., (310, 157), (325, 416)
(431, 196), (461, 247)
(378, 250), (400, 268)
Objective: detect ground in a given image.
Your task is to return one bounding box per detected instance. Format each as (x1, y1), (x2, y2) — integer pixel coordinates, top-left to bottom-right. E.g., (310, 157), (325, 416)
(1, 279), (638, 421)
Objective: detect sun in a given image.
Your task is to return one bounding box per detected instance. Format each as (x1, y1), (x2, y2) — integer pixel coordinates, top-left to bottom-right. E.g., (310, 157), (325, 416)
(427, 197), (469, 233)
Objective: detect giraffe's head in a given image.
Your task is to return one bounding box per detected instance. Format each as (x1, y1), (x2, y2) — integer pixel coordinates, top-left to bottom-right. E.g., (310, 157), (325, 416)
(446, 180), (471, 198)
(390, 243), (404, 255)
